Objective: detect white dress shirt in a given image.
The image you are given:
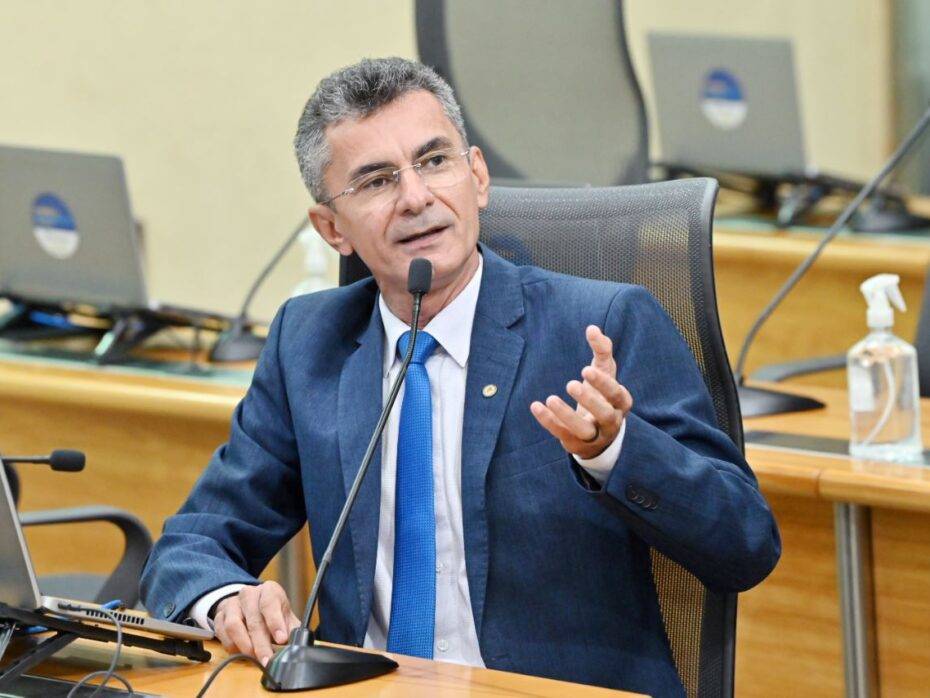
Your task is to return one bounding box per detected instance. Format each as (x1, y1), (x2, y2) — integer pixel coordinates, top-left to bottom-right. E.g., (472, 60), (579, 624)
(191, 253), (625, 665)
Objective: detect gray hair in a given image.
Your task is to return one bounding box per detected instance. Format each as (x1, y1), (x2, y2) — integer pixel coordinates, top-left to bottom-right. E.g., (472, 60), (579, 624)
(294, 57), (469, 203)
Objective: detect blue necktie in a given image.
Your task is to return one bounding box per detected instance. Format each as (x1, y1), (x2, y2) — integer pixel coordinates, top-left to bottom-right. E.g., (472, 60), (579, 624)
(387, 329), (438, 658)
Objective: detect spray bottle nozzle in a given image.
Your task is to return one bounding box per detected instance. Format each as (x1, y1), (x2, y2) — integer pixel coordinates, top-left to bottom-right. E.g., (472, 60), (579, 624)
(860, 273), (907, 329)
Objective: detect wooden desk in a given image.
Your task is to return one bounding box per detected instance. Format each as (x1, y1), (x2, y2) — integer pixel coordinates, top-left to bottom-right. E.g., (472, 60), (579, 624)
(741, 382), (930, 698)
(713, 218), (930, 383)
(19, 639), (643, 697)
(0, 349), (318, 610)
(0, 354), (248, 581)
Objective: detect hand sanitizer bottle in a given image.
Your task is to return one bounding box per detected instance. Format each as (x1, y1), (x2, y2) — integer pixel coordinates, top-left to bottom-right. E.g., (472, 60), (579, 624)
(847, 273), (923, 462)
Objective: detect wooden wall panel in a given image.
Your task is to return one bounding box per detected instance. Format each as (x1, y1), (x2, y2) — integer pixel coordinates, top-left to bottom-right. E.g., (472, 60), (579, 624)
(735, 493), (844, 697)
(871, 508), (930, 697)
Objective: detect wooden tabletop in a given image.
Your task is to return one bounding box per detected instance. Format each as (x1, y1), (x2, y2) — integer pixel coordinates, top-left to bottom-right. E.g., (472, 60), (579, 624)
(0, 356), (244, 422)
(745, 382), (930, 511)
(19, 639), (643, 697)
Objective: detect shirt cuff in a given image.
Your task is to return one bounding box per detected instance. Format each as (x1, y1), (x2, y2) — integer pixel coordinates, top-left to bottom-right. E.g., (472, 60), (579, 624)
(572, 418), (627, 485)
(189, 583), (248, 630)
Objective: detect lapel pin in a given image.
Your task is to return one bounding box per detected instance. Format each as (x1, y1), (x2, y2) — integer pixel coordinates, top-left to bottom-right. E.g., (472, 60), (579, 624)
(482, 384), (498, 398)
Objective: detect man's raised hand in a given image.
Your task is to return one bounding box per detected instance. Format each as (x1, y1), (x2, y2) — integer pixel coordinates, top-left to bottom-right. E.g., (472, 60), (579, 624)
(530, 325), (633, 459)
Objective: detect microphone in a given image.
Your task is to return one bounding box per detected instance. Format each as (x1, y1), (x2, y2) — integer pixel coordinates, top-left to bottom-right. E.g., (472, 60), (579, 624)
(736, 102), (930, 417)
(263, 258), (433, 692)
(1, 450), (86, 472)
(209, 217), (310, 363)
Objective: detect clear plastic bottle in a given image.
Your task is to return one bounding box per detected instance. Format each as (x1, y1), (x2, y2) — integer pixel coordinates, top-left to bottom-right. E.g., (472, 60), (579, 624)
(847, 274), (923, 462)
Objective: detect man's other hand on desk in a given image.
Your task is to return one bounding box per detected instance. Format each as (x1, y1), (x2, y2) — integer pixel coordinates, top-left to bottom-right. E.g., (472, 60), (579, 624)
(213, 581), (300, 666)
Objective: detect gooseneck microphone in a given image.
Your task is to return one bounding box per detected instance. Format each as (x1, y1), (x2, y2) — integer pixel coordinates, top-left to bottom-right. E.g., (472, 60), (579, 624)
(735, 102), (930, 418)
(209, 216), (311, 363)
(1, 450), (86, 472)
(263, 258), (433, 692)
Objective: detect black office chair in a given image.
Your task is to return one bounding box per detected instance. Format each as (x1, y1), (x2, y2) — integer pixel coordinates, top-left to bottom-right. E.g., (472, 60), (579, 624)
(3, 462), (153, 607)
(751, 264), (930, 396)
(339, 178), (739, 698)
(416, 0), (650, 186)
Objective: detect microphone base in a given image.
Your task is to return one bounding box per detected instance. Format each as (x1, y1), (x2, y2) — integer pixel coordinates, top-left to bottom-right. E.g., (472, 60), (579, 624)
(262, 629), (398, 692)
(849, 195), (930, 233)
(738, 384), (825, 418)
(209, 323), (266, 362)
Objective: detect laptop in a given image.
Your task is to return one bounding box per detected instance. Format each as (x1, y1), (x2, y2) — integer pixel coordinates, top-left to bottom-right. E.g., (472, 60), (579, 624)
(0, 144), (227, 324)
(647, 33), (808, 178)
(0, 464), (211, 642)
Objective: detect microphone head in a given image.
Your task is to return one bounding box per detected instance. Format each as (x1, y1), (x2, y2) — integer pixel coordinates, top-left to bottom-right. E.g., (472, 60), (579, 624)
(49, 449), (85, 472)
(407, 258), (433, 295)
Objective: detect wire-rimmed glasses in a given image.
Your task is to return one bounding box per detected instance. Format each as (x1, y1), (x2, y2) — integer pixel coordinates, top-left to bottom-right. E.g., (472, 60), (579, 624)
(321, 148), (472, 209)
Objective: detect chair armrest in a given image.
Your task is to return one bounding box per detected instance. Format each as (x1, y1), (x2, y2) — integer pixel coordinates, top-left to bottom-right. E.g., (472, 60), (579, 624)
(20, 506), (153, 606)
(750, 353), (846, 383)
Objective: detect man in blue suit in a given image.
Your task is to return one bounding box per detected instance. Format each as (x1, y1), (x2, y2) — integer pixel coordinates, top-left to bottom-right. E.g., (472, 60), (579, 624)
(141, 58), (779, 696)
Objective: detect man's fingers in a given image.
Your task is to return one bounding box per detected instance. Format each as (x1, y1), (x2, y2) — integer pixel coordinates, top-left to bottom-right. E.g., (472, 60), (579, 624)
(259, 583), (291, 645)
(213, 607), (234, 653)
(545, 394), (598, 441)
(530, 401), (576, 443)
(566, 380), (615, 424)
(240, 587), (274, 665)
(586, 325), (615, 372)
(581, 366), (633, 412)
(222, 604), (255, 658)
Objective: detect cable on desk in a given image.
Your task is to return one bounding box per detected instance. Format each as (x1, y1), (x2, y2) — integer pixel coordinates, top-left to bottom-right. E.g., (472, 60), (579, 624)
(64, 606), (135, 698)
(195, 653), (280, 697)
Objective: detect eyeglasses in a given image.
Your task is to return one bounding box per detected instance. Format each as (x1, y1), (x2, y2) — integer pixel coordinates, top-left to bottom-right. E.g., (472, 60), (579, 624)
(321, 148), (471, 209)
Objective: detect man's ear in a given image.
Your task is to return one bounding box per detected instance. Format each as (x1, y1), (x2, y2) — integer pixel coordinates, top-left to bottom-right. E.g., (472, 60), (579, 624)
(308, 204), (354, 256)
(470, 146), (491, 210)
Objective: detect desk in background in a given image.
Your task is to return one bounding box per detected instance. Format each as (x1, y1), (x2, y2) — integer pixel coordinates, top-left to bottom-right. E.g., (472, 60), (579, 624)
(713, 218), (930, 384)
(741, 382), (930, 698)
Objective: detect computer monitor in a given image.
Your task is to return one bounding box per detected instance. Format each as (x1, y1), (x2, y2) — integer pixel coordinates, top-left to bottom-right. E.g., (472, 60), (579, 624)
(648, 33), (807, 178)
(0, 144), (149, 311)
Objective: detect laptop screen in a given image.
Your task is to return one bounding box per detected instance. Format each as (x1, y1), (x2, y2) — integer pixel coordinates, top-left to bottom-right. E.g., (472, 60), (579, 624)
(0, 144), (150, 311)
(648, 33), (807, 177)
(0, 463), (43, 611)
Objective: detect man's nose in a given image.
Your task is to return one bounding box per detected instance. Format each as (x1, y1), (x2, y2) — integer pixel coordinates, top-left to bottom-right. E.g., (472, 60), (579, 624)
(395, 167), (435, 215)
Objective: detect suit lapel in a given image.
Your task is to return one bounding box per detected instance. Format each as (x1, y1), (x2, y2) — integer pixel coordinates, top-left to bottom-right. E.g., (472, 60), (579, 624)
(336, 297), (384, 643)
(461, 247), (525, 639)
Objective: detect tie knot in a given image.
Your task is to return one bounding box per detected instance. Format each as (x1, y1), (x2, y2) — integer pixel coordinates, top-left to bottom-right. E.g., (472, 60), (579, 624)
(398, 330), (438, 365)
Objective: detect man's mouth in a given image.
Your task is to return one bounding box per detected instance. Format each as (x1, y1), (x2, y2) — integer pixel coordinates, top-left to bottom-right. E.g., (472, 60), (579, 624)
(397, 225), (448, 245)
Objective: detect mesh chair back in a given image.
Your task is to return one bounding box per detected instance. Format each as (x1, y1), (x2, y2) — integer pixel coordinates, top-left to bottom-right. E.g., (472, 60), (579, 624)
(416, 0), (649, 186)
(478, 180), (737, 698)
(337, 178), (738, 698)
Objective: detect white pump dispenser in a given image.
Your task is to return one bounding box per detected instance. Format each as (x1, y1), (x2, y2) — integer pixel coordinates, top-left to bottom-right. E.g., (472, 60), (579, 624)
(847, 273), (923, 462)
(860, 273), (907, 330)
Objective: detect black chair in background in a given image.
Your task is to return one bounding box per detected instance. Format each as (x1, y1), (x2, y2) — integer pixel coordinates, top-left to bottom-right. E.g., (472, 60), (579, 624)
(751, 264), (930, 396)
(3, 461), (152, 607)
(415, 0), (650, 187)
(339, 178), (739, 698)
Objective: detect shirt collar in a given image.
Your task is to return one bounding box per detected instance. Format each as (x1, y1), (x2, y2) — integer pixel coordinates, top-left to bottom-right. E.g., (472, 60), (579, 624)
(379, 253), (483, 372)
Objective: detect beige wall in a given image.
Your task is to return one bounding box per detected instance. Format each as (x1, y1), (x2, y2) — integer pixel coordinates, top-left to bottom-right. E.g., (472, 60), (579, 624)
(0, 1), (892, 321)
(0, 0), (417, 321)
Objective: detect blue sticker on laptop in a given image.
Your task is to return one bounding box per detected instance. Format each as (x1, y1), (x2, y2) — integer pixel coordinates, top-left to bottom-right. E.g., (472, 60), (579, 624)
(700, 68), (748, 130)
(32, 193), (80, 259)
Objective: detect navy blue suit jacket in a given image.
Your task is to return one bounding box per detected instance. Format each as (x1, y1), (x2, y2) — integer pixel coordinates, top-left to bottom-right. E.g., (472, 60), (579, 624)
(141, 246), (780, 696)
